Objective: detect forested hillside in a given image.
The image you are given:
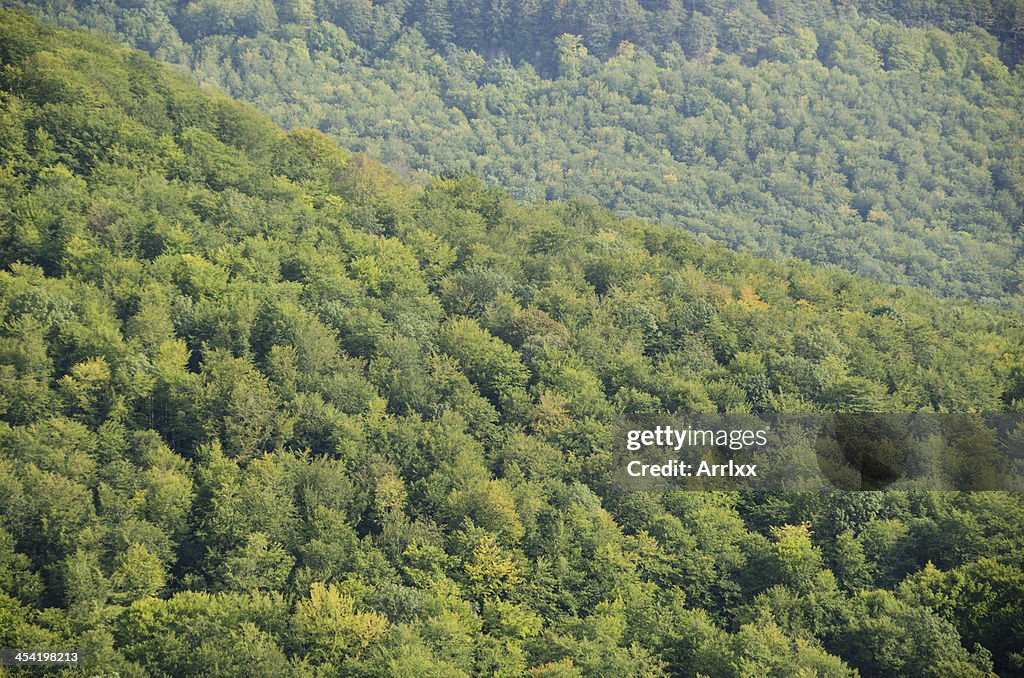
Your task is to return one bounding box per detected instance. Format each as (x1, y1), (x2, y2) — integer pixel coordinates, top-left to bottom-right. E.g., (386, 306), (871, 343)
(12, 0), (1024, 69)
(2, 11), (1024, 676)
(7, 0), (1024, 302)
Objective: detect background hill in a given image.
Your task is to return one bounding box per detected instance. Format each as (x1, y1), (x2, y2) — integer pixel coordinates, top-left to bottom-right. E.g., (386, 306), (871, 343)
(2, 11), (1024, 676)
(6, 0), (1024, 302)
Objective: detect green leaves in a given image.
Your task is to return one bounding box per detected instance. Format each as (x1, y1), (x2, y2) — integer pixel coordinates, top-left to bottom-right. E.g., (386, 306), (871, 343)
(465, 535), (522, 601)
(438, 316), (529, 407)
(0, 11), (1022, 676)
(221, 533), (294, 593)
(293, 582), (389, 660)
(111, 543), (166, 603)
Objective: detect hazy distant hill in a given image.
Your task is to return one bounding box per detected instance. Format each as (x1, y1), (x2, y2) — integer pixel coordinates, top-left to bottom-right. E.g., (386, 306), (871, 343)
(6, 0), (1024, 303)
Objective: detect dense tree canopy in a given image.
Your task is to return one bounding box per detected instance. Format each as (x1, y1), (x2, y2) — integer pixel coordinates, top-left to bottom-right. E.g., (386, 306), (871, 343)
(2, 12), (1024, 676)
(6, 0), (1024, 303)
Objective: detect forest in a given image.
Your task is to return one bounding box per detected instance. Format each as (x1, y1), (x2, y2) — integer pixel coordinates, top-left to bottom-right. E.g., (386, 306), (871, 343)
(6, 0), (1024, 303)
(1, 10), (1024, 676)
